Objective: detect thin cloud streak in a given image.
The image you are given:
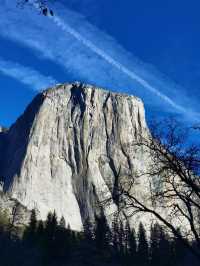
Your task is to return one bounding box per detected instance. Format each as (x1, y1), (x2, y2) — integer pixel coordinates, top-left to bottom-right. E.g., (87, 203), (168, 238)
(0, 1), (199, 122)
(53, 16), (186, 114)
(0, 58), (58, 91)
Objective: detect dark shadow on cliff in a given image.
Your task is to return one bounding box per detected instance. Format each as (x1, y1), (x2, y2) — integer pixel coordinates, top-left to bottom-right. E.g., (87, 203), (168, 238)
(0, 93), (44, 190)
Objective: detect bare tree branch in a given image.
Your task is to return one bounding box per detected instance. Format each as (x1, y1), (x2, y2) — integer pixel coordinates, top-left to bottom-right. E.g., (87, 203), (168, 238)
(103, 118), (200, 260)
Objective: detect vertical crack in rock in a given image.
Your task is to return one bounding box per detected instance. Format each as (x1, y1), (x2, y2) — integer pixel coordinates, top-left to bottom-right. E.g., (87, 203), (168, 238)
(70, 83), (86, 121)
(0, 83), (169, 231)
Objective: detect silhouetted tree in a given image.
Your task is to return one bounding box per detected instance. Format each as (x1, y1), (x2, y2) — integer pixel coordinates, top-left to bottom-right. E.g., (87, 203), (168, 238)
(137, 223), (149, 266)
(125, 226), (137, 266)
(83, 217), (94, 242)
(43, 211), (58, 261)
(94, 211), (111, 259)
(36, 220), (45, 249)
(149, 223), (161, 266)
(118, 220), (125, 258)
(54, 218), (72, 262)
(124, 222), (131, 256)
(0, 206), (197, 266)
(9, 202), (22, 235)
(59, 216), (66, 228)
(24, 209), (37, 243)
(45, 211), (57, 240)
(108, 118), (200, 260)
(29, 209), (37, 231)
(158, 227), (172, 266)
(172, 228), (187, 266)
(112, 214), (120, 256)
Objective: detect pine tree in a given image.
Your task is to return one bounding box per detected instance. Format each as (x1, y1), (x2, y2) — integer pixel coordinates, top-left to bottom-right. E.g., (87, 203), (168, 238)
(137, 222), (149, 266)
(51, 211), (58, 231)
(29, 209), (37, 233)
(118, 220), (125, 258)
(94, 211), (111, 258)
(112, 214), (120, 256)
(124, 221), (131, 257)
(150, 223), (174, 266)
(24, 209), (37, 243)
(59, 216), (66, 228)
(37, 220), (44, 235)
(172, 228), (185, 266)
(81, 218), (96, 265)
(158, 227), (172, 266)
(128, 228), (137, 265)
(149, 223), (161, 266)
(45, 211), (58, 241)
(83, 217), (94, 242)
(36, 220), (44, 246)
(43, 211), (58, 260)
(55, 218), (71, 262)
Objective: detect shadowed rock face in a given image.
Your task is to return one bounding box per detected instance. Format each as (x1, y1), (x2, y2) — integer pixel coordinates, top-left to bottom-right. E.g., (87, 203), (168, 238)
(0, 83), (150, 230)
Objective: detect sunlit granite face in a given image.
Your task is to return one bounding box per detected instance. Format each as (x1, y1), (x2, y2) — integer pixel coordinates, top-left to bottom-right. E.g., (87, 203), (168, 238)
(0, 83), (189, 233)
(0, 83), (149, 230)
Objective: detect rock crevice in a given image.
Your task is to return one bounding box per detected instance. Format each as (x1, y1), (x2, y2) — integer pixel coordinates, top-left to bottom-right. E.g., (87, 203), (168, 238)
(0, 83), (149, 230)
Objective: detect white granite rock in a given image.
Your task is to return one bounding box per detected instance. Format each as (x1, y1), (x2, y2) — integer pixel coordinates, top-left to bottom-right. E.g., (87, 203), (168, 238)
(0, 83), (186, 232)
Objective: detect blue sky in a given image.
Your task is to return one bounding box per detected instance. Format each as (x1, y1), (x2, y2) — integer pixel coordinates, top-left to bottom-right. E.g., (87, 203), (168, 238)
(0, 0), (200, 128)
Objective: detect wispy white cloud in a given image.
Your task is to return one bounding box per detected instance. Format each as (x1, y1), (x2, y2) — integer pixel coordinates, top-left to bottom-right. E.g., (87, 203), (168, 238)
(0, 57), (58, 91)
(52, 16), (186, 114)
(0, 0), (199, 121)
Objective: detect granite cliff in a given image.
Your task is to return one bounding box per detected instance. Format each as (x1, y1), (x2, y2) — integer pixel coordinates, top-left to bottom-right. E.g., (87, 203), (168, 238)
(0, 83), (157, 230)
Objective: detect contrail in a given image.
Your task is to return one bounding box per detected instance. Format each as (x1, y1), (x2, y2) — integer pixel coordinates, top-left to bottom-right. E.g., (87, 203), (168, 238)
(52, 16), (186, 114)
(1, 1), (197, 119)
(0, 58), (58, 91)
